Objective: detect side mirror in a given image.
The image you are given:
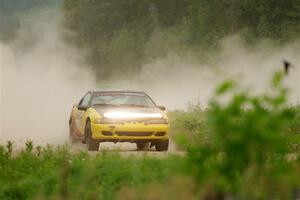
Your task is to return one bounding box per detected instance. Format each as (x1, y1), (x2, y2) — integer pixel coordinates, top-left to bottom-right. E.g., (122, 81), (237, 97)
(77, 105), (89, 111)
(157, 105), (166, 111)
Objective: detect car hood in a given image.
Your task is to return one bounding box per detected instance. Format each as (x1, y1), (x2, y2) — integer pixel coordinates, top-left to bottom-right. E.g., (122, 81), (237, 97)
(93, 106), (164, 118)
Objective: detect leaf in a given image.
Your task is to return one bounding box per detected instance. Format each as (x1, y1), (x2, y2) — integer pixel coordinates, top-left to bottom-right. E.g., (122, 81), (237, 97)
(215, 80), (236, 95)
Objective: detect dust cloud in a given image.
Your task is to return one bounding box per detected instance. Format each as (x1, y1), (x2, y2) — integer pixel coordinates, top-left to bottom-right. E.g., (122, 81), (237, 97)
(105, 36), (300, 109)
(0, 10), (95, 145)
(1, 9), (299, 146)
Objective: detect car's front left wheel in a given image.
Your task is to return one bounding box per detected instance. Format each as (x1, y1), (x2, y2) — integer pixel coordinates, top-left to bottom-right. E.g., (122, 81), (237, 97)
(85, 121), (99, 151)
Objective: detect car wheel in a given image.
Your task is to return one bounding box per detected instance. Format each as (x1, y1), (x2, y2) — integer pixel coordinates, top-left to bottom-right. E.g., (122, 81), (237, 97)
(85, 121), (99, 151)
(155, 140), (169, 151)
(136, 142), (149, 150)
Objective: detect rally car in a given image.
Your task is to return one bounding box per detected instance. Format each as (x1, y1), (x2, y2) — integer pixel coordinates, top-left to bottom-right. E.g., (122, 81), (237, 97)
(69, 90), (170, 151)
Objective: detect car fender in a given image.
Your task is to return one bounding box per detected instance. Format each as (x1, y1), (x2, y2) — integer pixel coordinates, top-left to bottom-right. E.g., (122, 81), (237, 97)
(79, 108), (101, 134)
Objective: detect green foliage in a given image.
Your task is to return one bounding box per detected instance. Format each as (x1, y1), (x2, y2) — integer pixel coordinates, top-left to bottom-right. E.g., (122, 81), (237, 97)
(61, 0), (300, 79)
(186, 72), (300, 198)
(169, 103), (209, 149)
(187, 0), (300, 46)
(215, 80), (236, 95)
(0, 143), (186, 200)
(62, 0), (189, 79)
(167, 72), (300, 198)
(2, 0), (300, 78)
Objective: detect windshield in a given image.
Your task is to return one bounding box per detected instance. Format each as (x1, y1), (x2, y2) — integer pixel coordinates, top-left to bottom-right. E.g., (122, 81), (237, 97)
(91, 92), (156, 108)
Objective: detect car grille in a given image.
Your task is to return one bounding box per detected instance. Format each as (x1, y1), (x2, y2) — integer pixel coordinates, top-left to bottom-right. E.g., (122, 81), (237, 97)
(115, 131), (153, 136)
(155, 132), (166, 136)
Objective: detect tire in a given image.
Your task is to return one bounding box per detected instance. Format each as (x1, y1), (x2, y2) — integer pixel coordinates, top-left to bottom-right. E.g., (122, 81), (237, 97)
(155, 140), (169, 151)
(85, 121), (99, 151)
(136, 142), (149, 150)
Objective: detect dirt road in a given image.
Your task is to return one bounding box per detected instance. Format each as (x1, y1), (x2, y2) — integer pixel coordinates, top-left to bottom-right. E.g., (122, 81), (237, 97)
(70, 140), (185, 157)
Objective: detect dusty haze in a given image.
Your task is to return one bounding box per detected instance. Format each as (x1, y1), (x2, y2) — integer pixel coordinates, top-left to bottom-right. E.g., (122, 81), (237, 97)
(0, 9), (299, 145)
(0, 10), (95, 145)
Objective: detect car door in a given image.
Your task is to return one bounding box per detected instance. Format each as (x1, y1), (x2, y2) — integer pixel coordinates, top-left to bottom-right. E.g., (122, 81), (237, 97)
(75, 92), (92, 136)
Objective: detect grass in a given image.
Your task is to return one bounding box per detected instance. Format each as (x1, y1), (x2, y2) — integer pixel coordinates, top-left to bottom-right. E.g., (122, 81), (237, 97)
(0, 144), (187, 200)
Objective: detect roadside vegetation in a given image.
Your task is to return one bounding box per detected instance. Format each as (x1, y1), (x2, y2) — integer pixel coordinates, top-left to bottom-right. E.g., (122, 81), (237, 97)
(170, 74), (300, 154)
(1, 72), (300, 200)
(0, 144), (187, 200)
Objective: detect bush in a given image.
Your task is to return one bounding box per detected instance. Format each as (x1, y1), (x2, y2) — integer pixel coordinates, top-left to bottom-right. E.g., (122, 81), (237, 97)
(187, 72), (300, 199)
(169, 102), (208, 149)
(0, 142), (186, 200)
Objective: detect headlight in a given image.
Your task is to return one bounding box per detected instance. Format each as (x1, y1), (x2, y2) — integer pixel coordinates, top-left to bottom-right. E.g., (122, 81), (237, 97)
(146, 119), (168, 124)
(103, 111), (162, 119)
(94, 118), (168, 124)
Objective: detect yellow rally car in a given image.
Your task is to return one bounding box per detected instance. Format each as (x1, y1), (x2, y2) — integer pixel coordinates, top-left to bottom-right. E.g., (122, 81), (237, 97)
(69, 91), (170, 151)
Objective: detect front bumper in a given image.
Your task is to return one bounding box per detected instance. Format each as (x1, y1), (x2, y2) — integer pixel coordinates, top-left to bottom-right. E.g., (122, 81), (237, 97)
(90, 122), (170, 142)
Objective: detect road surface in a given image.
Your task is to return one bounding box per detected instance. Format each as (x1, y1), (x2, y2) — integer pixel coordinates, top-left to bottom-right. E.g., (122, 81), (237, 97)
(70, 140), (185, 157)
